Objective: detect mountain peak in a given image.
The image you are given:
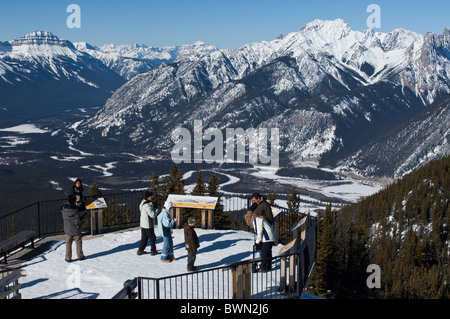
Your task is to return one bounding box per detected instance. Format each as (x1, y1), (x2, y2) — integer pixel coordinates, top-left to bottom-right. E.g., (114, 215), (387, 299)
(7, 31), (79, 58)
(301, 18), (352, 34)
(443, 27), (450, 37)
(74, 41), (99, 51)
(10, 31), (71, 47)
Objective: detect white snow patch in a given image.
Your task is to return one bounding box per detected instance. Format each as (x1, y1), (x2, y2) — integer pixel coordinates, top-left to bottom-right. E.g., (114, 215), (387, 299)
(0, 123), (48, 134)
(20, 228), (282, 299)
(81, 162), (117, 177)
(0, 136), (30, 147)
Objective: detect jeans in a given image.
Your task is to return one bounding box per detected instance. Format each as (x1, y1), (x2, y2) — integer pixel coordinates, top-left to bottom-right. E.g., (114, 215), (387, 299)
(161, 236), (174, 261)
(187, 250), (197, 270)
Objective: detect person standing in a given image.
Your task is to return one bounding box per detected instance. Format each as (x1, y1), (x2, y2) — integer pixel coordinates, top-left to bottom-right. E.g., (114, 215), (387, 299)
(157, 201), (177, 263)
(61, 194), (87, 262)
(184, 217), (200, 271)
(253, 210), (275, 272)
(72, 178), (85, 207)
(137, 191), (159, 256)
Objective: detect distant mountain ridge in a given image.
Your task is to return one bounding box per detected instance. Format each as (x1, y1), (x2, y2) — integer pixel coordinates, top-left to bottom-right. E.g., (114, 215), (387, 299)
(74, 41), (218, 80)
(73, 19), (450, 178)
(0, 31), (126, 120)
(0, 31), (216, 121)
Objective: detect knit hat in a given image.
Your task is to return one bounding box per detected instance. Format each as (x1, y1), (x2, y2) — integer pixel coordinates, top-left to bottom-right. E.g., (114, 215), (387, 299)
(144, 191), (153, 199)
(164, 201), (173, 210)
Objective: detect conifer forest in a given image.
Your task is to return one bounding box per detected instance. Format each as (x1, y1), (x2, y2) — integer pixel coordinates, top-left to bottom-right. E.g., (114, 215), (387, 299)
(309, 155), (450, 298)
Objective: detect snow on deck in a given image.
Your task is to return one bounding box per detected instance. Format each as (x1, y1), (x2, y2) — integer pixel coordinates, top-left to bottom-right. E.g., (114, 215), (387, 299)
(20, 227), (281, 299)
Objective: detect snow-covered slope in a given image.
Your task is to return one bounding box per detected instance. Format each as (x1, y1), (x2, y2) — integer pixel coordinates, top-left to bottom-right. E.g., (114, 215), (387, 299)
(73, 19), (450, 178)
(337, 95), (450, 178)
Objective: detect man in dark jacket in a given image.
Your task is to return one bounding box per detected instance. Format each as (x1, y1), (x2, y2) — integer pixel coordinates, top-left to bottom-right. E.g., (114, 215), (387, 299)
(252, 193), (273, 224)
(62, 194), (86, 262)
(184, 217), (200, 271)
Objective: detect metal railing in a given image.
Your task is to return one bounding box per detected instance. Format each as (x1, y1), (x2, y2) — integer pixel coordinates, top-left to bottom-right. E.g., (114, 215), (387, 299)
(0, 191), (146, 242)
(113, 217), (317, 299)
(0, 189), (317, 299)
(0, 191), (298, 243)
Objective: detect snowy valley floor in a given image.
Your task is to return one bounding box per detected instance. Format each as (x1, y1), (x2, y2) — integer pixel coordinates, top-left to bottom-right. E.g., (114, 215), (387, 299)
(18, 227), (282, 299)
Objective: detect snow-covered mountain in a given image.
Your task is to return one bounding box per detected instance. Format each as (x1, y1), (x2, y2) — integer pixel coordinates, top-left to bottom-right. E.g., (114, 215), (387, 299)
(73, 19), (450, 178)
(0, 31), (126, 119)
(72, 19), (450, 178)
(336, 95), (450, 178)
(74, 41), (218, 80)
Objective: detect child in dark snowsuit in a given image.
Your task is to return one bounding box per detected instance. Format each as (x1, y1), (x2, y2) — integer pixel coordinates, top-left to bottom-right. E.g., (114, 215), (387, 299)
(184, 217), (200, 271)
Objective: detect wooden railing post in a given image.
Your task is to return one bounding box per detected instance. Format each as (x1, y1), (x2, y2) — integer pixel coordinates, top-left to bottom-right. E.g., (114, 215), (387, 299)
(280, 256), (287, 293)
(231, 263), (251, 299)
(90, 208), (103, 235)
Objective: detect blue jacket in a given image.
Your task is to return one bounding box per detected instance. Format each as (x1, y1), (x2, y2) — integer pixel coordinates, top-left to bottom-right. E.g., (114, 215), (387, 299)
(157, 209), (175, 237)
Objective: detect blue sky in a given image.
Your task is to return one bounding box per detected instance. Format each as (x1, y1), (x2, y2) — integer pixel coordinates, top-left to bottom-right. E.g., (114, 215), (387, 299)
(1, 0), (449, 49)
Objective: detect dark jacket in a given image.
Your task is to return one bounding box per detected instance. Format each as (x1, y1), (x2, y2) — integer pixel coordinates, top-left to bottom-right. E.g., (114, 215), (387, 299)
(62, 202), (86, 236)
(183, 224), (200, 252)
(253, 198), (273, 224)
(72, 186), (85, 206)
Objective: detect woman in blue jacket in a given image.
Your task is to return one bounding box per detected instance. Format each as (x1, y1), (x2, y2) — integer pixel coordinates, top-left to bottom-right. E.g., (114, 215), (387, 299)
(157, 201), (177, 262)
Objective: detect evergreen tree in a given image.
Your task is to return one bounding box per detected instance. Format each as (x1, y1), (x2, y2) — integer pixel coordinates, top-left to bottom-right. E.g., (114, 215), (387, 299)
(89, 181), (102, 197)
(207, 173), (219, 196)
(205, 172), (229, 228)
(326, 155), (450, 299)
(286, 186), (300, 211)
(280, 186), (301, 242)
(308, 203), (335, 297)
(150, 172), (160, 192)
(103, 199), (122, 228)
(192, 166), (206, 195)
(149, 172), (166, 209)
(267, 189), (277, 205)
(169, 165), (185, 194)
